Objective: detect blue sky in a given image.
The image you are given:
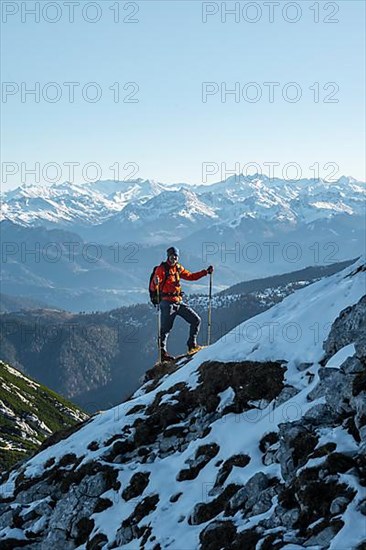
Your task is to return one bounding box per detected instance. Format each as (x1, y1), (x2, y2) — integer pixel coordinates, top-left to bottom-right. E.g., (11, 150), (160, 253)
(1, 0), (365, 190)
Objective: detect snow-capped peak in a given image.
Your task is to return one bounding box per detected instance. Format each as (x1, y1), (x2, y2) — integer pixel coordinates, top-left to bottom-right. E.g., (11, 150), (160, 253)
(1, 175), (364, 230)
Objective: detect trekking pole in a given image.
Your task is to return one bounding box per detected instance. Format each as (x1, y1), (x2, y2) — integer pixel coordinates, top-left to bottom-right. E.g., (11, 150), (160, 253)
(156, 278), (162, 363)
(207, 271), (213, 346)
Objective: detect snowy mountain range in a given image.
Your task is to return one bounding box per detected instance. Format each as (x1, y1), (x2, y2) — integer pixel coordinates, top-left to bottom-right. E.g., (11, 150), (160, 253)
(1, 175), (365, 311)
(0, 258), (365, 549)
(1, 175), (365, 243)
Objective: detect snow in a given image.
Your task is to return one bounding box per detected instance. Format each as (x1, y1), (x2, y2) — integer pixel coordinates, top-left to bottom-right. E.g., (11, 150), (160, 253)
(315, 426), (359, 454)
(0, 400), (15, 418)
(0, 257), (365, 548)
(217, 387), (235, 412)
(325, 343), (356, 368)
(4, 258), (363, 489)
(0, 527), (26, 541)
(0, 440), (28, 453)
(180, 258), (365, 389)
(281, 546), (318, 550)
(2, 175), (365, 230)
(159, 390), (181, 405)
(3, 364), (40, 389)
(329, 474), (366, 550)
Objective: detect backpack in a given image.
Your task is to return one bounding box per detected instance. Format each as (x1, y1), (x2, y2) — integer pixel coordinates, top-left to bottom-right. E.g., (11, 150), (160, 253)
(149, 262), (170, 305)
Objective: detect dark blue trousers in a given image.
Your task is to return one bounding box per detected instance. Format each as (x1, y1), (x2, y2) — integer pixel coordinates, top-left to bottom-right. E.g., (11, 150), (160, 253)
(159, 300), (201, 351)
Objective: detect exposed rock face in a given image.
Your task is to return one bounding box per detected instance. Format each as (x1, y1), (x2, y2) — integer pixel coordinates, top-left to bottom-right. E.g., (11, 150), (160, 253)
(323, 294), (366, 361)
(0, 284), (365, 549)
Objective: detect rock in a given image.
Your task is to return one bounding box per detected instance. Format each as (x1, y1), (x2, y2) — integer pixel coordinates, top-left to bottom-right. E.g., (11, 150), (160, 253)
(275, 385), (299, 406)
(303, 403), (338, 426)
(355, 333), (366, 360)
(228, 472), (271, 515)
(259, 432), (278, 453)
(41, 529), (77, 549)
(260, 433), (280, 466)
(190, 484), (241, 525)
(355, 448), (366, 485)
(15, 479), (60, 505)
(74, 517), (94, 546)
(115, 495), (159, 545)
(169, 492), (182, 503)
(278, 506), (300, 529)
(262, 443), (280, 466)
(122, 472), (150, 501)
(158, 435), (180, 455)
(197, 360), (285, 414)
(0, 510), (13, 530)
(323, 296), (366, 361)
(297, 362), (313, 372)
(290, 474), (354, 535)
(353, 371), (366, 397)
(278, 423), (318, 480)
(229, 528), (261, 550)
(93, 497), (113, 513)
(214, 454), (250, 487)
(341, 356), (364, 374)
(358, 499), (366, 516)
(308, 368), (355, 416)
(310, 442), (337, 458)
(199, 520), (236, 550)
(304, 520), (344, 547)
(177, 443), (219, 481)
(250, 486), (276, 517)
(330, 496), (349, 515)
(115, 524), (134, 546)
(324, 452), (356, 475)
(163, 425), (188, 438)
(87, 441), (99, 451)
(86, 533), (108, 549)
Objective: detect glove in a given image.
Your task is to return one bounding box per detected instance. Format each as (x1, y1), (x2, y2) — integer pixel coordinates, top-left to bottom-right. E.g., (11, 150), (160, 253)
(206, 265), (214, 275)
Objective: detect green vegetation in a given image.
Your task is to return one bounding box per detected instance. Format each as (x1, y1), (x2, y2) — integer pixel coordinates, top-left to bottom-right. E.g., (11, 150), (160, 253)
(0, 360), (88, 472)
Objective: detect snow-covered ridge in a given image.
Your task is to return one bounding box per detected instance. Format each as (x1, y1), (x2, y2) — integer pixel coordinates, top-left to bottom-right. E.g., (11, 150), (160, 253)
(0, 258), (365, 549)
(1, 174), (364, 230)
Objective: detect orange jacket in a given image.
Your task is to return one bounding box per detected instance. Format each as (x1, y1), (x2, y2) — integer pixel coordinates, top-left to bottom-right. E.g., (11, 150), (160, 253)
(150, 262), (208, 303)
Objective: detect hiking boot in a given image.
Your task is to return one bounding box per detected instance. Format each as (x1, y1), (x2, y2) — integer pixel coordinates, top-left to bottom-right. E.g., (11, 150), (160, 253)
(161, 350), (175, 362)
(187, 345), (204, 355)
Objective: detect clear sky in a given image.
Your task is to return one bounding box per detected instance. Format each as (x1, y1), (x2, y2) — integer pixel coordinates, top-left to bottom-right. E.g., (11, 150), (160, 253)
(1, 0), (365, 191)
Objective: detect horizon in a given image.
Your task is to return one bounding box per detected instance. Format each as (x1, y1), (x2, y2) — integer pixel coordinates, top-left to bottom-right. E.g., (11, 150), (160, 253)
(2, 172), (365, 194)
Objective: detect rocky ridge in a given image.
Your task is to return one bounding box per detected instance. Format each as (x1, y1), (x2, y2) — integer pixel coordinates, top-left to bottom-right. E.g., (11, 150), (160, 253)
(0, 260), (365, 549)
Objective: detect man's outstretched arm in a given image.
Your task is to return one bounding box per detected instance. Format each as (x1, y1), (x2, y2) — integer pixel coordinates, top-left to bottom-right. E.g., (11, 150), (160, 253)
(179, 265), (213, 281)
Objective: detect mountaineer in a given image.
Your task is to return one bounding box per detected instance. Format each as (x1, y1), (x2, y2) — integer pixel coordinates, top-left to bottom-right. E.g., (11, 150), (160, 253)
(149, 246), (214, 361)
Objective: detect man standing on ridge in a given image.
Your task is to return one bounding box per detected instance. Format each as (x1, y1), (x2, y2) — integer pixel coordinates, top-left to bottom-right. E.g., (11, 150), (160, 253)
(150, 246), (214, 361)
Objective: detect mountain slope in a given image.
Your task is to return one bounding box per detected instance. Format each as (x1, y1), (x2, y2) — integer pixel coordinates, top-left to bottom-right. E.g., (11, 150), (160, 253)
(0, 361), (88, 472)
(90, 188), (219, 245)
(0, 220), (146, 310)
(216, 257), (355, 297)
(0, 260), (353, 412)
(0, 293), (54, 313)
(0, 258), (365, 549)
